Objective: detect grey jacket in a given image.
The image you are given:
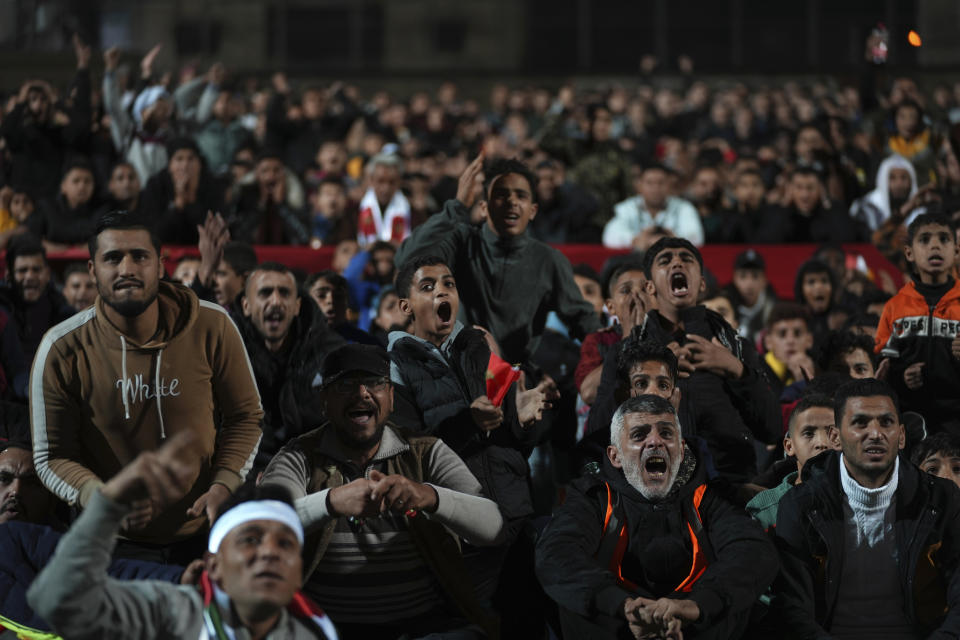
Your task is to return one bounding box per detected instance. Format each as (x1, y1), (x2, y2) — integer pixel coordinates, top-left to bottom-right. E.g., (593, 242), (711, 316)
(27, 491), (328, 640)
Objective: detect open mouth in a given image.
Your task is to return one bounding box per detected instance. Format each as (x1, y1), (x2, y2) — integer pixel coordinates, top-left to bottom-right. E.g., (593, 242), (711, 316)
(265, 310), (285, 328)
(437, 301), (452, 324)
(670, 272), (689, 297)
(864, 446), (886, 459)
(114, 281), (142, 291)
(929, 255), (944, 266)
(347, 407), (375, 424)
(644, 455), (668, 478)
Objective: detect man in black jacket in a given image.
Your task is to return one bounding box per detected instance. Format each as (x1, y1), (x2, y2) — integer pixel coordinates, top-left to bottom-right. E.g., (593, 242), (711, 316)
(235, 262), (344, 469)
(536, 394), (778, 639)
(587, 237), (780, 482)
(771, 378), (960, 638)
(0, 234), (74, 360)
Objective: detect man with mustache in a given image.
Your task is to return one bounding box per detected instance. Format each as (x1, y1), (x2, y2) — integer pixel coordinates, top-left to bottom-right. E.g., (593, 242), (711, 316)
(260, 343), (504, 639)
(27, 432), (337, 640)
(0, 233), (74, 360)
(536, 395), (778, 639)
(772, 378), (960, 637)
(30, 210), (263, 564)
(235, 262), (344, 470)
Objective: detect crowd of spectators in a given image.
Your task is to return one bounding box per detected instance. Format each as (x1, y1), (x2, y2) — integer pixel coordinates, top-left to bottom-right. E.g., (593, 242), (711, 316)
(2, 33), (960, 640)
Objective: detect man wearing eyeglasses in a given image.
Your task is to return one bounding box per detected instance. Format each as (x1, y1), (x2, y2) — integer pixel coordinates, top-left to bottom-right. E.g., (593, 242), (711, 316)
(260, 343), (504, 640)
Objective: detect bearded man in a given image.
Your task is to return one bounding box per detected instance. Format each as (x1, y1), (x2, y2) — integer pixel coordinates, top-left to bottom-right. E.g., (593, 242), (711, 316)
(30, 210), (263, 564)
(535, 395), (778, 639)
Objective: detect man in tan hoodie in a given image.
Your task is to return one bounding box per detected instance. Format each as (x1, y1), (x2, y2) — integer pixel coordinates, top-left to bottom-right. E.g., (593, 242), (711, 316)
(30, 210), (263, 564)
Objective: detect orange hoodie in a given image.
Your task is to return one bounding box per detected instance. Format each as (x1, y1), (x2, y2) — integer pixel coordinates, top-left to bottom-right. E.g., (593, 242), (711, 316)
(30, 281), (263, 543)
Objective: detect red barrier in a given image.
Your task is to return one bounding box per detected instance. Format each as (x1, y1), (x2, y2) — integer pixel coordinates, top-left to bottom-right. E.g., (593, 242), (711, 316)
(8, 243), (901, 300)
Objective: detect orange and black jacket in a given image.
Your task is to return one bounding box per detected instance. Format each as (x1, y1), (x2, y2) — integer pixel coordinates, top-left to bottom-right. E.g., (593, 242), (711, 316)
(875, 280), (960, 428)
(771, 450), (960, 638)
(535, 447), (778, 639)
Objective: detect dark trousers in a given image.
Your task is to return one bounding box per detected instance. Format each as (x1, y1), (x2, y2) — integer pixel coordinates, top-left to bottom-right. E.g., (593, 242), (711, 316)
(113, 531), (207, 566)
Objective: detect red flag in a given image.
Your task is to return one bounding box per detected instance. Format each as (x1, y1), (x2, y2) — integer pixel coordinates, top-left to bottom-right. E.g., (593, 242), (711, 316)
(486, 352), (521, 407)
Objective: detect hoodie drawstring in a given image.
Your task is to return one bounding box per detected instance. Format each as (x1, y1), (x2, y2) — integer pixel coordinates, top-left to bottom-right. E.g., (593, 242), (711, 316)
(155, 348), (166, 439)
(120, 335), (166, 440)
(120, 335), (131, 420)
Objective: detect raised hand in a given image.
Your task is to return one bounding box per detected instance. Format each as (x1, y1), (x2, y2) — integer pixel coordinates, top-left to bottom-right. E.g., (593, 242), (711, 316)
(73, 34), (91, 70)
(103, 46), (121, 72)
(141, 44), (162, 79)
(100, 431), (200, 511)
(516, 378), (559, 427)
(196, 211), (230, 287)
(455, 154), (485, 209)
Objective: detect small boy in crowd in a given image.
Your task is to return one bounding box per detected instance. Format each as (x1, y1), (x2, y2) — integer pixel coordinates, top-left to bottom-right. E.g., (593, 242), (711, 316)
(912, 432), (960, 488)
(725, 249), (776, 342)
(816, 330), (876, 379)
(876, 213), (960, 433)
(761, 302), (816, 398)
(574, 259), (650, 406)
(746, 393), (838, 531)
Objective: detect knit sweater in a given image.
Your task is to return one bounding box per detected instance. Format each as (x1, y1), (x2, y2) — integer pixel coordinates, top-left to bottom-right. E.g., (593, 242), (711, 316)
(832, 455), (915, 639)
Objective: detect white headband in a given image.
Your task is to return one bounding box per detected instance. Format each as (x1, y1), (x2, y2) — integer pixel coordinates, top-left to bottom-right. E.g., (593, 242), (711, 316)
(207, 500), (304, 553)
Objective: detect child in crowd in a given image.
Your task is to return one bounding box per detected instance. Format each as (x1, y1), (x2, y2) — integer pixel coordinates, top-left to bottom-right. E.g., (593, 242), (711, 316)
(816, 330), (876, 379)
(574, 259), (649, 406)
(912, 432), (960, 488)
(308, 175), (356, 247)
(60, 262), (97, 312)
(793, 258), (836, 347)
(388, 254), (555, 619)
(305, 270), (378, 345)
(747, 393), (838, 530)
(876, 212), (960, 433)
(0, 188), (33, 249)
(28, 158), (100, 250)
(725, 248), (776, 342)
(367, 285), (409, 347)
(703, 291), (739, 330)
(761, 302), (816, 398)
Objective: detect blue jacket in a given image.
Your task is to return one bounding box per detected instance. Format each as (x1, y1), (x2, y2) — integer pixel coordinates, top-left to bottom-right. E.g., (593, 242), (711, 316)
(0, 521), (184, 631)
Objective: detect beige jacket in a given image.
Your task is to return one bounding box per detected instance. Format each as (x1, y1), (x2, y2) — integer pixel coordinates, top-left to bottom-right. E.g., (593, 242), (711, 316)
(30, 281), (263, 543)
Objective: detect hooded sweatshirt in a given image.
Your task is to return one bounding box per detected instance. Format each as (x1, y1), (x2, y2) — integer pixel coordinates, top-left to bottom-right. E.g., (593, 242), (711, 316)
(850, 154), (918, 231)
(30, 281), (263, 543)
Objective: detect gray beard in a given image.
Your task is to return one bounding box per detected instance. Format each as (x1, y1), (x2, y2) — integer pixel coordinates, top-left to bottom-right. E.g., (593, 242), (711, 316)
(621, 453), (681, 501)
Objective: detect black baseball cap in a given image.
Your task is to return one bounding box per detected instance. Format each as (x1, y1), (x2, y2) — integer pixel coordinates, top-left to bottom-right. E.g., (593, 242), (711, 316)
(319, 344), (391, 388)
(734, 249), (765, 271)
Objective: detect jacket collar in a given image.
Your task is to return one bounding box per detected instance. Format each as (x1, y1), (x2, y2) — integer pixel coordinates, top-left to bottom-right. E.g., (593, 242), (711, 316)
(480, 222), (529, 254)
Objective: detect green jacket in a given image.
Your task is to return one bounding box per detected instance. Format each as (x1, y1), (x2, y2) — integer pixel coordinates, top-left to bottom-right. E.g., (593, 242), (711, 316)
(746, 470), (798, 531)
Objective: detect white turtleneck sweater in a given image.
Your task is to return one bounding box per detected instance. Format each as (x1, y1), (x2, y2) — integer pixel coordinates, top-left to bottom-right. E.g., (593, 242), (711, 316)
(831, 455), (918, 639)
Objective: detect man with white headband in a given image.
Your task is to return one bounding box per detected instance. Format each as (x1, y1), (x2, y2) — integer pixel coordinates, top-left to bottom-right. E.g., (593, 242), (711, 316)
(27, 431), (337, 640)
